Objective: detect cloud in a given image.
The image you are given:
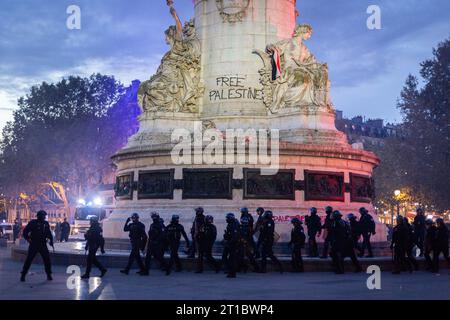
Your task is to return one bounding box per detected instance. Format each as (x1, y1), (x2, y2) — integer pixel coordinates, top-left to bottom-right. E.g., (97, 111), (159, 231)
(0, 0), (449, 135)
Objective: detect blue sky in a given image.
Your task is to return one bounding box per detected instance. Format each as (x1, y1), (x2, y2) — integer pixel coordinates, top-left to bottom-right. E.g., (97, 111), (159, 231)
(0, 0), (449, 133)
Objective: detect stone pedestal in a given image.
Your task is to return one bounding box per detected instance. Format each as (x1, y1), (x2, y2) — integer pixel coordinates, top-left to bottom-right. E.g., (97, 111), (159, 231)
(103, 0), (385, 243)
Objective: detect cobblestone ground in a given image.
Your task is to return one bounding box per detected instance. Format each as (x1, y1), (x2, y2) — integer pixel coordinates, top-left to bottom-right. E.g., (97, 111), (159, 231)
(1, 246), (449, 300)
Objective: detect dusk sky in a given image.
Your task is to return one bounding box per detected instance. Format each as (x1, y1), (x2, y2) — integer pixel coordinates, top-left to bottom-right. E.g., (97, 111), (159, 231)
(0, 0), (449, 133)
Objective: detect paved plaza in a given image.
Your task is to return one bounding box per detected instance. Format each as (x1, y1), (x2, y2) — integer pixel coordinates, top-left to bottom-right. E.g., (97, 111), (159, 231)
(1, 246), (449, 300)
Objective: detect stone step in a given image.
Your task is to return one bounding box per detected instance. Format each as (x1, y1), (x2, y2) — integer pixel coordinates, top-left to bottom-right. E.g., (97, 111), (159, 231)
(104, 238), (392, 257)
(10, 245), (448, 273)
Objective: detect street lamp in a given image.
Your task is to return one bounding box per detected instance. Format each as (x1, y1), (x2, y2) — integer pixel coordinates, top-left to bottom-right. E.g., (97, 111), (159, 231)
(394, 190), (401, 219)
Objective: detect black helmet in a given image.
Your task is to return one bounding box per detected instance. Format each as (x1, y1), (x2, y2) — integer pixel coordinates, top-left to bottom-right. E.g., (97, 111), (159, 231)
(416, 207), (424, 214)
(310, 207), (317, 215)
(256, 207), (265, 214)
(359, 207), (368, 214)
(240, 216), (250, 225)
(171, 215), (180, 222)
(347, 213), (356, 220)
(436, 218), (444, 225)
(264, 211), (273, 219)
(151, 212), (160, 220)
(131, 213), (140, 220)
(226, 213), (235, 222)
(240, 207), (249, 215)
(90, 216), (99, 223)
(333, 210), (342, 219)
(36, 210), (47, 219)
(206, 215), (214, 223)
(291, 217), (301, 225)
(425, 219), (433, 226)
(195, 207), (204, 215)
(325, 206), (333, 214)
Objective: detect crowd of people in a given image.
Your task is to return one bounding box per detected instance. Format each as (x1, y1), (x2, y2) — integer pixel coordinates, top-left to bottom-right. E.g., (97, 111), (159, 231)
(17, 206), (450, 282)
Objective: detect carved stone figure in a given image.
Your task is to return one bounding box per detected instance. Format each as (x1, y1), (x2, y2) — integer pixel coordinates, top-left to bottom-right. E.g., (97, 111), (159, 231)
(138, 2), (204, 113)
(216, 0), (250, 23)
(254, 24), (333, 113)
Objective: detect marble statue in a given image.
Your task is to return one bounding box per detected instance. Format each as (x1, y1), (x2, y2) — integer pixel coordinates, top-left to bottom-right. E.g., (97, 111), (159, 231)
(138, 1), (204, 114)
(254, 24), (333, 113)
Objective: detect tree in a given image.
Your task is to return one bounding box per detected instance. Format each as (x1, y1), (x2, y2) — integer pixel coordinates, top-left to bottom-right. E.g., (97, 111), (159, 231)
(0, 74), (140, 204)
(372, 38), (450, 212)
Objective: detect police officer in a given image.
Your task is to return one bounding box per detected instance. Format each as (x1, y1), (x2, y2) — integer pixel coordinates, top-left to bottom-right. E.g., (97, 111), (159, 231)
(305, 207), (322, 257)
(253, 207), (265, 259)
(223, 213), (240, 278)
(240, 208), (256, 255)
(192, 207), (208, 273)
(20, 210), (54, 282)
(81, 216), (107, 279)
(238, 216), (260, 273)
(60, 218), (71, 242)
(405, 219), (419, 271)
(329, 211), (362, 274)
(121, 213), (147, 275)
(144, 212), (170, 276)
(391, 216), (412, 274)
(289, 218), (305, 272)
(358, 207), (375, 258)
(432, 218), (450, 273)
(347, 213), (361, 252)
(424, 219), (436, 271)
(413, 208), (426, 257)
(259, 211), (283, 273)
(166, 215), (190, 272)
(13, 219), (21, 244)
(320, 206), (333, 259)
(200, 215), (220, 273)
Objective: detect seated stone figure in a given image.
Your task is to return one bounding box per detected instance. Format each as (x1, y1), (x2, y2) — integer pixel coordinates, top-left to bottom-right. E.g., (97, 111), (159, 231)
(138, 5), (203, 114)
(254, 24), (332, 113)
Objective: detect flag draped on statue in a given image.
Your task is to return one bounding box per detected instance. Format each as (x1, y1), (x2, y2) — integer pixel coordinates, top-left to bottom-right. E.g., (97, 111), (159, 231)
(271, 48), (282, 80)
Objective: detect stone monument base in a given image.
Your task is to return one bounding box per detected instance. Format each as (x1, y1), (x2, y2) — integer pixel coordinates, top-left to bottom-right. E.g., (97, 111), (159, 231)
(103, 141), (385, 242)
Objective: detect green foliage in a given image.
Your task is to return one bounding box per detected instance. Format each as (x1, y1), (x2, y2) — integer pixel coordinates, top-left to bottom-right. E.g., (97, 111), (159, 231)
(373, 38), (450, 212)
(0, 74), (140, 200)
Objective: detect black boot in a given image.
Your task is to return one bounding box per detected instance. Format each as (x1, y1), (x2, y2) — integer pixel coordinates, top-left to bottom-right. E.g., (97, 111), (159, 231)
(47, 274), (53, 281)
(120, 269), (129, 275)
(20, 273), (26, 282)
(100, 269), (107, 278)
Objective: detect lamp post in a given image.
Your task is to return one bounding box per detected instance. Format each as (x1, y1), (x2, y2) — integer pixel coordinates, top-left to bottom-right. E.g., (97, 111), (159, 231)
(394, 190), (401, 220)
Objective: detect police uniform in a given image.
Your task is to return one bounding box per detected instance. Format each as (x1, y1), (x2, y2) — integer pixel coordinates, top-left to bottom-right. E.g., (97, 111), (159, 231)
(289, 219), (305, 272)
(223, 214), (240, 278)
(145, 215), (170, 275)
(166, 217), (190, 272)
(21, 211), (53, 281)
(82, 218), (107, 278)
(259, 212), (283, 273)
(238, 216), (260, 273)
(121, 215), (147, 274)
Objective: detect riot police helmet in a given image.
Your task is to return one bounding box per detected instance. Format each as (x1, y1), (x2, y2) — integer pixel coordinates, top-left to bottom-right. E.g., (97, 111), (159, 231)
(36, 210), (47, 220)
(264, 211), (273, 219)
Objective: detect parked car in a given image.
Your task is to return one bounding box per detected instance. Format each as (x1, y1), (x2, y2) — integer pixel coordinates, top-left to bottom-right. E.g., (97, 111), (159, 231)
(0, 222), (13, 240)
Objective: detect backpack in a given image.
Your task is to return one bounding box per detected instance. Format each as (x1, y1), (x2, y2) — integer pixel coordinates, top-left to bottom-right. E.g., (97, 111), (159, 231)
(369, 216), (376, 234)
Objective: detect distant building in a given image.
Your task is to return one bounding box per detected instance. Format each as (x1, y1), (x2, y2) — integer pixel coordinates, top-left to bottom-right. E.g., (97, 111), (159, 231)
(335, 110), (402, 147)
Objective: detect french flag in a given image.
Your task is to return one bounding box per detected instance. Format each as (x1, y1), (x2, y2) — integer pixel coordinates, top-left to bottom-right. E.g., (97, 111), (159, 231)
(271, 48), (282, 80)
